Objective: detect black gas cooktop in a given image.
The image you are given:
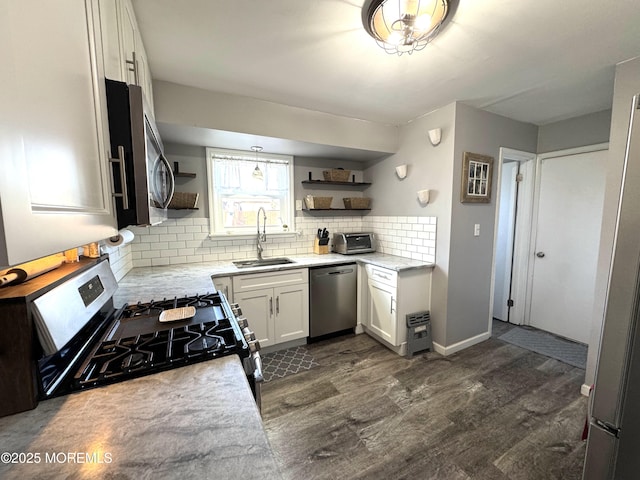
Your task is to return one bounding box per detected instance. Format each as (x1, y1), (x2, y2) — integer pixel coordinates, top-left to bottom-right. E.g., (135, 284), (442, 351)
(40, 292), (250, 396)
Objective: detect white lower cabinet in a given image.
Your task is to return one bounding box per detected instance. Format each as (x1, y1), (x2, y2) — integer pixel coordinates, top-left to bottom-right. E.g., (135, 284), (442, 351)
(232, 269), (309, 348)
(367, 278), (397, 345)
(234, 288), (274, 346)
(364, 264), (431, 355)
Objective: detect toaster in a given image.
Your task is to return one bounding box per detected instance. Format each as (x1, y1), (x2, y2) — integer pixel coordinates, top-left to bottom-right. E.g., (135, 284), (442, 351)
(332, 232), (376, 254)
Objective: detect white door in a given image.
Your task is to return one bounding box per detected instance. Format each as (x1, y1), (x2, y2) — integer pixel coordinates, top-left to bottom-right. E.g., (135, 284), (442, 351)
(274, 284), (309, 343)
(234, 288), (273, 347)
(367, 279), (397, 344)
(528, 147), (607, 343)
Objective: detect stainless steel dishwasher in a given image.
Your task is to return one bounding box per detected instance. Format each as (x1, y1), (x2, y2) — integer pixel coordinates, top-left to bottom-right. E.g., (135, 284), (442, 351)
(309, 263), (357, 338)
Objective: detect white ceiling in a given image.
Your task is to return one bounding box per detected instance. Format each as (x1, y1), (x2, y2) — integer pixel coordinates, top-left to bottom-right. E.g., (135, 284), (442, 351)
(133, 0), (640, 156)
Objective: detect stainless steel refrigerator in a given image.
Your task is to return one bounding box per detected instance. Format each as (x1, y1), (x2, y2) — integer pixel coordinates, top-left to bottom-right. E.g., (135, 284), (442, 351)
(584, 94), (640, 479)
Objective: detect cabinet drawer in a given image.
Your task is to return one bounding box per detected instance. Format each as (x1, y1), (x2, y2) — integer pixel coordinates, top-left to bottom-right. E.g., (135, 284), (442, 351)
(365, 265), (397, 287)
(233, 268), (308, 293)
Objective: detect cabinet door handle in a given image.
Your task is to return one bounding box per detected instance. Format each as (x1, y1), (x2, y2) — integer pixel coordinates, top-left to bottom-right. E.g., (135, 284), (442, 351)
(376, 271), (390, 280)
(276, 296), (280, 314)
(126, 51), (139, 85)
(269, 297), (273, 316)
(390, 296), (396, 314)
(109, 145), (130, 210)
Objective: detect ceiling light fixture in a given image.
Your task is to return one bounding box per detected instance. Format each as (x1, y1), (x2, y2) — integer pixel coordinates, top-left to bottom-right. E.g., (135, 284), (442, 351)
(251, 146), (264, 181)
(362, 0), (452, 56)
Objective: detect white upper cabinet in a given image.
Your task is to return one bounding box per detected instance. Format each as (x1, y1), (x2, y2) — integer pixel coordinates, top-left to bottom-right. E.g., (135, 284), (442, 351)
(0, 0), (117, 267)
(99, 0), (154, 112)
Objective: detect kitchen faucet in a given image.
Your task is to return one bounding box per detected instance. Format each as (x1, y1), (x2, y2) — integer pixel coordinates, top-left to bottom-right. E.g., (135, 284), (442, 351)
(256, 207), (267, 260)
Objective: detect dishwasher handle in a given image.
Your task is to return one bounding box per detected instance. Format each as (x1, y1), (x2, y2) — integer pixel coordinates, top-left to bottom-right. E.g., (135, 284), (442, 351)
(312, 266), (355, 277)
(328, 268), (353, 275)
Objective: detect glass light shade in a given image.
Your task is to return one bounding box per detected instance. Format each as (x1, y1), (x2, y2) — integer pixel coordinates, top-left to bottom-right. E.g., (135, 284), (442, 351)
(252, 165), (264, 180)
(251, 145), (264, 181)
(362, 0), (450, 55)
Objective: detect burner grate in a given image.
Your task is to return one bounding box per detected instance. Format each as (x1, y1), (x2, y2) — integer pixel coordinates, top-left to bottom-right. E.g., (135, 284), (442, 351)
(73, 318), (244, 389)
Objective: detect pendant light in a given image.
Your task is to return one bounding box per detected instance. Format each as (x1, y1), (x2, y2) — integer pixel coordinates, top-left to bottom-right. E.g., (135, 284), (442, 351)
(362, 0), (453, 56)
(251, 146), (264, 181)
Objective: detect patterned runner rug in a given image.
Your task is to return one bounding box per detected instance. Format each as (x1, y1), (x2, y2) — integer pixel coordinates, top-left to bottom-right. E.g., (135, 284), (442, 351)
(261, 346), (319, 382)
(498, 326), (587, 369)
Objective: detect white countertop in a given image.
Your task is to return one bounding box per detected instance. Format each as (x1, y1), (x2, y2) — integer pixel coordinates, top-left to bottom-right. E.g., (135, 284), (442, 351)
(0, 356), (281, 480)
(113, 253), (433, 306)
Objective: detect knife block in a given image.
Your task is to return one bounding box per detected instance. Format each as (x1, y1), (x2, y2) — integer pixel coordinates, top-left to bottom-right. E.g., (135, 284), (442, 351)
(313, 238), (329, 255)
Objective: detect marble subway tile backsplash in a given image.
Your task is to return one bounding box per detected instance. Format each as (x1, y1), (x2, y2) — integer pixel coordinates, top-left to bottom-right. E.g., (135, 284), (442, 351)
(115, 215), (436, 272)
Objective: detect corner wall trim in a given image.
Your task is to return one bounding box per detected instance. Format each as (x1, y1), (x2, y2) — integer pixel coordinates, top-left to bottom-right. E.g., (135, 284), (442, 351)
(432, 331), (491, 356)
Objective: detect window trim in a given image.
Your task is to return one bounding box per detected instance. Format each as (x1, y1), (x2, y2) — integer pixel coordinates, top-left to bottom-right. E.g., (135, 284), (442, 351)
(205, 147), (295, 237)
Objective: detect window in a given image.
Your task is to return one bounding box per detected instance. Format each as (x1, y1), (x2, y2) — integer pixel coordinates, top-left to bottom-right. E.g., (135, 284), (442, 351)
(206, 147), (295, 237)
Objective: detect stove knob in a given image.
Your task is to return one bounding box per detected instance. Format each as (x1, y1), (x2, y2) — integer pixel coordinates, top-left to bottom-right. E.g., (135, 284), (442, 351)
(248, 339), (261, 353)
(243, 330), (256, 342)
(229, 303), (243, 316)
(236, 316), (248, 329)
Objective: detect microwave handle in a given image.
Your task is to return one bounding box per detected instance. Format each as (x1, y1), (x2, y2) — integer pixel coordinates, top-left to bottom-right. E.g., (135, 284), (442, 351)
(159, 153), (175, 209)
(109, 145), (130, 210)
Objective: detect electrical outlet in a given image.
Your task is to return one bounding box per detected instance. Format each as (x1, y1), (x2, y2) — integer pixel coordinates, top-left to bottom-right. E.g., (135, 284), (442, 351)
(295, 200), (303, 211)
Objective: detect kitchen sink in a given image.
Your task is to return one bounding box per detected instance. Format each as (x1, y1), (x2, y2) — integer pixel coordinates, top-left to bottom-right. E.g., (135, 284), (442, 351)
(232, 257), (296, 268)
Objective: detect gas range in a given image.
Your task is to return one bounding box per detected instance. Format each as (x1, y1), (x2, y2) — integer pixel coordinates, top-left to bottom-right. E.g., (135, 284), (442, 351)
(2, 259), (262, 417)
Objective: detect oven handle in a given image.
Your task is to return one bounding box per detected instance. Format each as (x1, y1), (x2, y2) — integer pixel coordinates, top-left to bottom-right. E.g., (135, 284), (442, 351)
(252, 351), (264, 384)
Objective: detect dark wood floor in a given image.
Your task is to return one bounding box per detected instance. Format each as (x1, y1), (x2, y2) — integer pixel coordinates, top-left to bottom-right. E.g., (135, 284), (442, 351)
(261, 322), (587, 480)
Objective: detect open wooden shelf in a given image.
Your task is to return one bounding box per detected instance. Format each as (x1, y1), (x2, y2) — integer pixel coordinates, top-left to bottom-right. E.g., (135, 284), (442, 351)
(172, 162), (196, 178)
(302, 180), (371, 187)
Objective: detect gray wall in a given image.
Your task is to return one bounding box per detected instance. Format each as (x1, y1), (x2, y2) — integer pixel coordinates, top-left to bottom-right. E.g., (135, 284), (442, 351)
(448, 103), (538, 346)
(587, 56), (640, 386)
(537, 109), (611, 153)
(364, 102), (538, 349)
(365, 103), (456, 346)
(165, 144), (208, 219)
(154, 80), (398, 154)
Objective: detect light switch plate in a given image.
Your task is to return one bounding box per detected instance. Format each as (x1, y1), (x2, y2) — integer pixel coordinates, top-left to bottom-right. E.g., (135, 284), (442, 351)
(295, 200), (303, 211)
(474, 224), (480, 236)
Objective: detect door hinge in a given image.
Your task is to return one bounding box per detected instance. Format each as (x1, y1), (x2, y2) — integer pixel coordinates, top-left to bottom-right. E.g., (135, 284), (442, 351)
(507, 299), (514, 307)
(516, 173), (524, 183)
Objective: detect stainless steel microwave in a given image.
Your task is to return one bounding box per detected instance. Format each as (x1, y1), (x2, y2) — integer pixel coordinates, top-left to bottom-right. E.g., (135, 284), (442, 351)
(105, 79), (174, 229)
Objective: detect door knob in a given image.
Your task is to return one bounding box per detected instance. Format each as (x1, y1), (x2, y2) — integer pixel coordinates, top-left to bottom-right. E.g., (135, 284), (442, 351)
(536, 252), (545, 258)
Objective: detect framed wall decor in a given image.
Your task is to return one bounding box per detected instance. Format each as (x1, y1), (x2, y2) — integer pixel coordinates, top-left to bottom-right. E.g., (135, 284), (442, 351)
(461, 152), (494, 203)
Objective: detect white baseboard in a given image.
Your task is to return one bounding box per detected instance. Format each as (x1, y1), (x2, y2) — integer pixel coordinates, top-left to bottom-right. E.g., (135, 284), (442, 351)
(432, 331), (491, 356)
(581, 383), (593, 397)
